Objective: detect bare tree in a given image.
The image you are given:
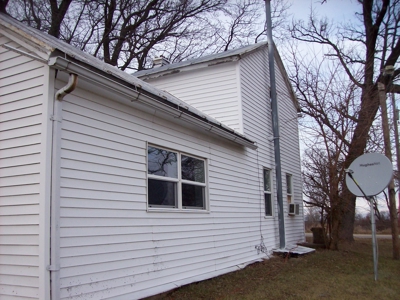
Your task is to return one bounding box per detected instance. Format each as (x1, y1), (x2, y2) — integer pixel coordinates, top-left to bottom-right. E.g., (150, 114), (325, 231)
(5, 0), (291, 70)
(289, 0), (400, 251)
(290, 50), (361, 249)
(7, 0), (74, 37)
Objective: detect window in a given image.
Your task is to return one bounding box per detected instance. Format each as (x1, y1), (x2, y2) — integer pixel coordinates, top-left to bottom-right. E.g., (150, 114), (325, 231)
(147, 145), (207, 210)
(263, 169), (272, 216)
(286, 174), (292, 203)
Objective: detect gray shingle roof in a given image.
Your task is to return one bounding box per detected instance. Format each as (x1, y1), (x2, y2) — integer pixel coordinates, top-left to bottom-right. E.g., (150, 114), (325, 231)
(134, 42), (267, 77)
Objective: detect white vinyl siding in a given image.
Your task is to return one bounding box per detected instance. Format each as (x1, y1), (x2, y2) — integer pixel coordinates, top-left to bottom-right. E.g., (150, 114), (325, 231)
(0, 34), (45, 299)
(0, 29), (302, 298)
(239, 49), (279, 246)
(240, 48), (303, 245)
(56, 75), (267, 299)
(143, 63), (243, 132)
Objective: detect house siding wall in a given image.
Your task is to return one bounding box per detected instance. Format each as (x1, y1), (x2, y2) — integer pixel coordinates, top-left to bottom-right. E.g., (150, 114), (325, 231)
(0, 34), (45, 299)
(238, 49), (279, 246)
(56, 75), (267, 299)
(240, 48), (304, 246)
(141, 63), (242, 132)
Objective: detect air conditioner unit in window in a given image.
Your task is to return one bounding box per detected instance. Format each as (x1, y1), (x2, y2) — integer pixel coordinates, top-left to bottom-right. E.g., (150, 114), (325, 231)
(288, 203), (300, 216)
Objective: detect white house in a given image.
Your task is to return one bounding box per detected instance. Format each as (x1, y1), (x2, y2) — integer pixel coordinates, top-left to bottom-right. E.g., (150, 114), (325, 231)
(0, 12), (305, 300)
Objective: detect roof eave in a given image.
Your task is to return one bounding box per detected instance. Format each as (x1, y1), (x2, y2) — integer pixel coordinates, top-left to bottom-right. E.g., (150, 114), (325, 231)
(48, 56), (257, 150)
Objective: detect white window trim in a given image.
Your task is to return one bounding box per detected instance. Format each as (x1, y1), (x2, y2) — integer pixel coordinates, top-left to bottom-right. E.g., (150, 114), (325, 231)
(146, 143), (209, 212)
(263, 168), (273, 217)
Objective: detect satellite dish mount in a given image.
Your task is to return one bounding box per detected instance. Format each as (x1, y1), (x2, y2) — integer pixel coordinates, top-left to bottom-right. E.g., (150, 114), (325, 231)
(345, 153), (393, 281)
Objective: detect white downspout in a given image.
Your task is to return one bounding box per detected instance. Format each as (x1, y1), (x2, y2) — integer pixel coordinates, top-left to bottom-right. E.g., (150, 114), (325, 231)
(49, 73), (78, 299)
(55, 73), (78, 101)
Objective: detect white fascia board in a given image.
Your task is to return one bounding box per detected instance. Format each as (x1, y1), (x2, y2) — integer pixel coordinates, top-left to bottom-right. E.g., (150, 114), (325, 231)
(47, 56), (257, 150)
(0, 20), (53, 61)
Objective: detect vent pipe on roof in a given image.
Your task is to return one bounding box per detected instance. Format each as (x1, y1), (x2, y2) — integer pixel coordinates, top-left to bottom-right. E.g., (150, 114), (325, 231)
(265, 0), (285, 249)
(153, 56), (170, 68)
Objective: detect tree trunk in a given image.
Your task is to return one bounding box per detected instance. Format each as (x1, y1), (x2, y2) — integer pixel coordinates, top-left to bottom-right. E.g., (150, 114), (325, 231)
(0, 0), (9, 13)
(329, 211), (340, 250)
(337, 87), (380, 242)
(388, 181), (400, 259)
(48, 0), (73, 38)
(338, 189), (356, 242)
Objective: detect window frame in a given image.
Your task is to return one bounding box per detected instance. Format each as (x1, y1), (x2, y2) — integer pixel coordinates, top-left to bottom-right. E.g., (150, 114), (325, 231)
(147, 144), (208, 212)
(286, 173), (293, 203)
(263, 168), (273, 217)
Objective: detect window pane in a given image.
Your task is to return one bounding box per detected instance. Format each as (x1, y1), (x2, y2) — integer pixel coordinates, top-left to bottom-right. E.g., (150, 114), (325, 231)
(181, 155), (205, 183)
(263, 169), (271, 192)
(148, 179), (177, 207)
(182, 184), (205, 208)
(265, 193), (272, 216)
(286, 174), (292, 194)
(148, 146), (177, 178)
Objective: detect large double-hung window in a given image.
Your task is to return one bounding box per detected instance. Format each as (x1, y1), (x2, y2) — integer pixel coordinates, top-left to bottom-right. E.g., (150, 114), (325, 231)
(147, 145), (207, 210)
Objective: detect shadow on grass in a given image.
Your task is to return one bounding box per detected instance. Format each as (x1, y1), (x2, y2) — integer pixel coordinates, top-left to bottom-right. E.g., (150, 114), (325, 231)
(149, 239), (400, 300)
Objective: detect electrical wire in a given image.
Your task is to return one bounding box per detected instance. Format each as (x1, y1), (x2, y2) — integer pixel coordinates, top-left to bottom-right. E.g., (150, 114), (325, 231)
(255, 146), (269, 256)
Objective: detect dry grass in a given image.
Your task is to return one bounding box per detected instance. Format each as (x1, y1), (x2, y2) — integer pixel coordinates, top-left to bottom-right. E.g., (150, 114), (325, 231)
(154, 239), (400, 300)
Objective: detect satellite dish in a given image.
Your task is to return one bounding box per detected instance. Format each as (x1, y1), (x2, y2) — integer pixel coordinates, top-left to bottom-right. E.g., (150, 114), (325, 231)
(346, 153), (393, 197)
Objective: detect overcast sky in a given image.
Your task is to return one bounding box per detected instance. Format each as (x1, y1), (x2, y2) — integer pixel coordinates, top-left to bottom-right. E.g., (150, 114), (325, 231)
(288, 0), (359, 22)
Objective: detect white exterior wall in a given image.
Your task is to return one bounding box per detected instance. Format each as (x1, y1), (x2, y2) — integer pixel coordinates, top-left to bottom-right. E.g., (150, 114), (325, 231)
(56, 73), (269, 299)
(143, 63), (243, 132)
(0, 28), (303, 299)
(239, 48), (304, 246)
(0, 34), (50, 299)
(238, 50), (280, 246)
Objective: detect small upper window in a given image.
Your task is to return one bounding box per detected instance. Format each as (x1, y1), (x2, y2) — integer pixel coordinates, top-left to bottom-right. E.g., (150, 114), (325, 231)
(147, 145), (207, 210)
(286, 174), (292, 203)
(263, 169), (272, 216)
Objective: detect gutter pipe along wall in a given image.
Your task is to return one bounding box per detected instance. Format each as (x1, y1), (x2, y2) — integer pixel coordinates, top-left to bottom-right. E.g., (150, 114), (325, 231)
(265, 0), (285, 249)
(49, 73), (78, 300)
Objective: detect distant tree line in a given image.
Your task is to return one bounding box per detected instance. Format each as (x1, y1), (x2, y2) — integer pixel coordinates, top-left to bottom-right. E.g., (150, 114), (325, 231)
(305, 206), (393, 233)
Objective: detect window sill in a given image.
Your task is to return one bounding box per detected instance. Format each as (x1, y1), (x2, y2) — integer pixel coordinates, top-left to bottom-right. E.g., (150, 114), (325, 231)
(147, 207), (210, 214)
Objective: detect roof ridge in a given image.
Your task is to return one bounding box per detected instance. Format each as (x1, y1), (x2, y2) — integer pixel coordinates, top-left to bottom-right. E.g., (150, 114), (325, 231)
(134, 42), (268, 77)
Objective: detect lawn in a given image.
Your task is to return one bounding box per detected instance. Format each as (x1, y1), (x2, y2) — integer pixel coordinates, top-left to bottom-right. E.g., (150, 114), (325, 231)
(151, 239), (400, 300)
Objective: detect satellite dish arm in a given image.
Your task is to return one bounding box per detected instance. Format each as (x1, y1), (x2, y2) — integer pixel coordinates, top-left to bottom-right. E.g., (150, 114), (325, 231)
(345, 169), (372, 200)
